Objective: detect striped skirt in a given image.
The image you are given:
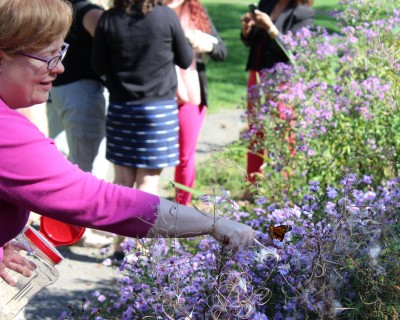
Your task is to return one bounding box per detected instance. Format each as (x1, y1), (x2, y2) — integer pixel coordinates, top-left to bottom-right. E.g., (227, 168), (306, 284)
(106, 99), (179, 169)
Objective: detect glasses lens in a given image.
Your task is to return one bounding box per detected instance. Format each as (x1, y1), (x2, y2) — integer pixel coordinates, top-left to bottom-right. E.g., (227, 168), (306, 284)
(48, 56), (61, 70)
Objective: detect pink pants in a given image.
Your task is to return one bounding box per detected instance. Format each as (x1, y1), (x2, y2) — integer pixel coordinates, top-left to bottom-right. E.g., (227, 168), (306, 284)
(247, 70), (295, 183)
(175, 102), (206, 205)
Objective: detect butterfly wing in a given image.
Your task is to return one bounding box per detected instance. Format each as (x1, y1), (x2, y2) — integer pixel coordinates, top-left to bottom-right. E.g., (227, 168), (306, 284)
(269, 224), (292, 241)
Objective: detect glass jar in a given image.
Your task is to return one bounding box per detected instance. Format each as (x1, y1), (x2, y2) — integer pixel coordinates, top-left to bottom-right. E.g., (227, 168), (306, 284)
(0, 225), (63, 320)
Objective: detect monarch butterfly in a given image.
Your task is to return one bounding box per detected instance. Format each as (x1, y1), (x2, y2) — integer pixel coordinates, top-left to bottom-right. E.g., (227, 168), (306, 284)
(269, 224), (292, 241)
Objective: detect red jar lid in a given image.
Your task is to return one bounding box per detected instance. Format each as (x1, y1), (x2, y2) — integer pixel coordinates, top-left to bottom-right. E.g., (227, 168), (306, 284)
(23, 226), (63, 265)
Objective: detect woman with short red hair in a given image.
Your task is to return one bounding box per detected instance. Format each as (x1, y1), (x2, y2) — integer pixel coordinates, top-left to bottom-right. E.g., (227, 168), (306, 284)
(168, 0), (227, 205)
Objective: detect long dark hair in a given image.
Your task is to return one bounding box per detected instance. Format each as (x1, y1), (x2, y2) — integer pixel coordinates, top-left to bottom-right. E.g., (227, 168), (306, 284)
(113, 0), (166, 15)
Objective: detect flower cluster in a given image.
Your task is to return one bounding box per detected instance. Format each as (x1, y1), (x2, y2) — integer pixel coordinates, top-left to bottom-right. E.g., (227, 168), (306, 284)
(241, 1), (399, 200)
(61, 176), (399, 319)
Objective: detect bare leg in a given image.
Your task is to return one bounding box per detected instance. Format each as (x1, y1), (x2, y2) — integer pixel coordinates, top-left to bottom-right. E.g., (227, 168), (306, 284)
(112, 164), (137, 258)
(113, 164), (136, 187)
(135, 168), (162, 195)
(112, 166), (162, 260)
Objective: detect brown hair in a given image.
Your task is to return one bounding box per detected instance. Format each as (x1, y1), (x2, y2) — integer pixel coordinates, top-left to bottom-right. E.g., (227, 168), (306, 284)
(0, 0), (73, 54)
(113, 0), (166, 15)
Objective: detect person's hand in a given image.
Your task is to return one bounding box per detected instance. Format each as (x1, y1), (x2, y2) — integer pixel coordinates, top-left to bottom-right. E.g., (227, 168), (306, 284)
(252, 9), (272, 29)
(252, 10), (279, 38)
(186, 30), (215, 53)
(241, 13), (255, 38)
(210, 218), (256, 250)
(0, 242), (36, 286)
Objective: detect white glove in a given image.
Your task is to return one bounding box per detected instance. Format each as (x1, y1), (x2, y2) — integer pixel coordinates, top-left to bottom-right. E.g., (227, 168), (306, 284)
(147, 198), (256, 250)
(210, 217), (256, 250)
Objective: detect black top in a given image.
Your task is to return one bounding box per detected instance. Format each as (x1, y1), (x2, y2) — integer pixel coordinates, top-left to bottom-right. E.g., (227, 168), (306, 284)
(91, 5), (193, 105)
(241, 0), (314, 71)
(54, 0), (103, 86)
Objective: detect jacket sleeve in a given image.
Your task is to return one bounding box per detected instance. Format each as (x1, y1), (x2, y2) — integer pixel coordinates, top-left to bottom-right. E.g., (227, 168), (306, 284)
(240, 26), (257, 47)
(290, 6), (315, 33)
(0, 115), (159, 239)
(208, 18), (227, 62)
(91, 13), (110, 76)
(171, 12), (194, 69)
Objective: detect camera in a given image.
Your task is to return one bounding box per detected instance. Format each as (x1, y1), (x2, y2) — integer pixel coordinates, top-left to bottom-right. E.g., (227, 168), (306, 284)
(249, 3), (257, 13)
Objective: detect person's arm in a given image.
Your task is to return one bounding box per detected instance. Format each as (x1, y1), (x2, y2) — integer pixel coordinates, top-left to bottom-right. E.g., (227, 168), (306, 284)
(82, 8), (104, 37)
(240, 12), (256, 46)
(0, 111), (260, 249)
(0, 114), (158, 239)
(170, 11), (194, 69)
(252, 9), (279, 39)
(148, 198), (256, 250)
(205, 18), (227, 61)
(91, 14), (110, 76)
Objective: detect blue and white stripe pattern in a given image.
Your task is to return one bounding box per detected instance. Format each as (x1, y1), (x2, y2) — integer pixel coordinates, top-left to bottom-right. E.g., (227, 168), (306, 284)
(106, 99), (179, 168)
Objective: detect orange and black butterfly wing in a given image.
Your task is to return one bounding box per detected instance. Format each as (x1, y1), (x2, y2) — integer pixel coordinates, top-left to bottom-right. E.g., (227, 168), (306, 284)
(269, 224), (292, 241)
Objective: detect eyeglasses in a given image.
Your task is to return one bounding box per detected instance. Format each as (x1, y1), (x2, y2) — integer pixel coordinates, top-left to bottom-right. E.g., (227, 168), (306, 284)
(18, 42), (69, 71)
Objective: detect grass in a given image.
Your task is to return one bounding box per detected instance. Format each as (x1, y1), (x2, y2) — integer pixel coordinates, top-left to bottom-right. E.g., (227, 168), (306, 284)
(202, 0), (339, 113)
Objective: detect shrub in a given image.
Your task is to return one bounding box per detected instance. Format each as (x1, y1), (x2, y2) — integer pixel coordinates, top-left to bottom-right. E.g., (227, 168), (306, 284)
(242, 4), (399, 201)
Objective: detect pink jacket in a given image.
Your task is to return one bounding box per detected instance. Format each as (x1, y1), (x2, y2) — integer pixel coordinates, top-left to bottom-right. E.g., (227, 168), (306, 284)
(0, 99), (159, 260)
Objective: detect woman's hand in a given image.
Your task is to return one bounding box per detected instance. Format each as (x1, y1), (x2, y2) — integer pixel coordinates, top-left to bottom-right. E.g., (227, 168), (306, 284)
(148, 199), (256, 250)
(241, 13), (255, 38)
(252, 10), (279, 38)
(210, 218), (256, 250)
(186, 30), (215, 53)
(0, 242), (36, 286)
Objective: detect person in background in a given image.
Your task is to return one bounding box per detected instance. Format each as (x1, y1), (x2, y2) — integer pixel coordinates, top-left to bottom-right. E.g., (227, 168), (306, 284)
(45, 0), (110, 248)
(91, 0), (194, 260)
(92, 0), (193, 196)
(48, 0), (105, 175)
(167, 0), (227, 206)
(240, 0), (314, 191)
(0, 0), (261, 287)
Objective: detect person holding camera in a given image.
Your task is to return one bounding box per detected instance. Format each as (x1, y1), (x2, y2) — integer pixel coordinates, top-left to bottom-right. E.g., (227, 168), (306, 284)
(241, 0), (314, 190)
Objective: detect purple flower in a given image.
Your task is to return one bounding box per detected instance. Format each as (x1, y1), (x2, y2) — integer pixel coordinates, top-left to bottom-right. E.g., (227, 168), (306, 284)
(273, 239), (284, 248)
(326, 186), (338, 199)
(277, 263), (291, 276)
(251, 312), (269, 320)
(309, 181), (320, 193)
(362, 175), (373, 184)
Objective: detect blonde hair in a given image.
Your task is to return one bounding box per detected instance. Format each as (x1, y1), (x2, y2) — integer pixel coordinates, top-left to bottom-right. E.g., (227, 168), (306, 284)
(0, 0), (73, 54)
